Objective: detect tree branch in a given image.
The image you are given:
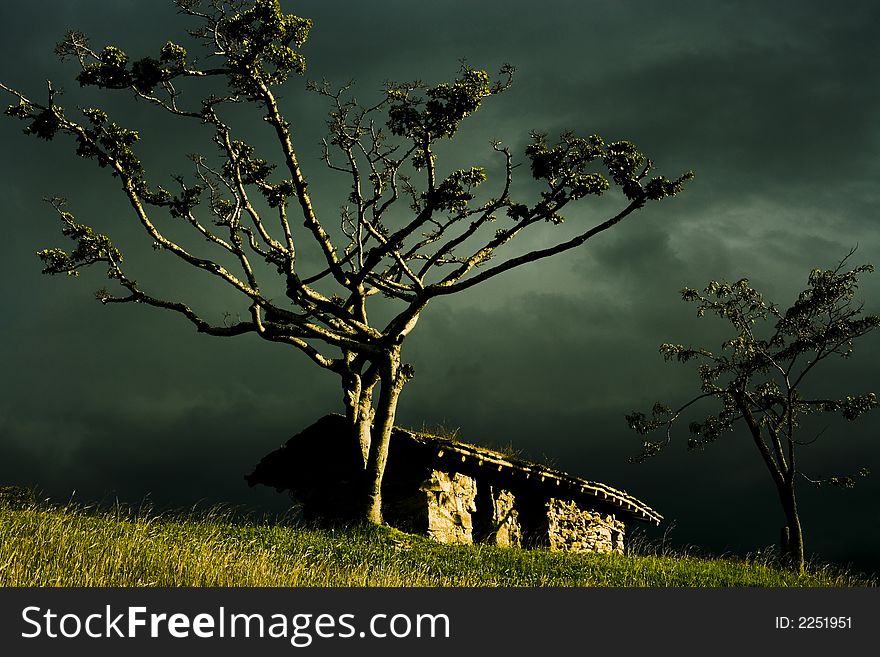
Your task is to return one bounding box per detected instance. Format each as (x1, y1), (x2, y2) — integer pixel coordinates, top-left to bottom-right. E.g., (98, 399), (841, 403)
(430, 196), (645, 296)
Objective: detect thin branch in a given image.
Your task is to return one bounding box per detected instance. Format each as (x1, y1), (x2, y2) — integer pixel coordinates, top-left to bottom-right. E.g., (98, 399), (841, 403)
(256, 78), (349, 288)
(430, 196), (645, 297)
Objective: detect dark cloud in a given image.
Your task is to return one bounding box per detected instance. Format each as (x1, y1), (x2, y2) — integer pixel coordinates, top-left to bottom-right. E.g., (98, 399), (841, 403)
(1, 0), (879, 574)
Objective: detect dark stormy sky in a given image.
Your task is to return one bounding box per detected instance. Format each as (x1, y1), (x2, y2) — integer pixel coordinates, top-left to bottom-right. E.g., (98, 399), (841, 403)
(1, 1), (879, 573)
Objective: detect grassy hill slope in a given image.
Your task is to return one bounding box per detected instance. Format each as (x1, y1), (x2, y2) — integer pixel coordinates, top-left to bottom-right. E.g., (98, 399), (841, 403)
(0, 502), (872, 587)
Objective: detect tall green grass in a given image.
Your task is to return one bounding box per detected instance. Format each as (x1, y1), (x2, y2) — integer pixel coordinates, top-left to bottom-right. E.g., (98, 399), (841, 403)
(0, 501), (873, 587)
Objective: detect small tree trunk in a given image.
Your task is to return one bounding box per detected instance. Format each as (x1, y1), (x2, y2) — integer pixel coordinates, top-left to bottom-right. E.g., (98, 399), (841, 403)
(362, 356), (405, 525)
(779, 483), (805, 573)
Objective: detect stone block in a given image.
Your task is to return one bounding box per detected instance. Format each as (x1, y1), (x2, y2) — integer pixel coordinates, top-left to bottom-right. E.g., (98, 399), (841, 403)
(490, 488), (522, 548)
(421, 470), (477, 544)
(546, 498), (625, 553)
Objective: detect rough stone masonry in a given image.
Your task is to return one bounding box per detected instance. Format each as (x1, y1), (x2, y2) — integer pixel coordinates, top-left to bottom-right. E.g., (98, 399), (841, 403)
(418, 470), (625, 553)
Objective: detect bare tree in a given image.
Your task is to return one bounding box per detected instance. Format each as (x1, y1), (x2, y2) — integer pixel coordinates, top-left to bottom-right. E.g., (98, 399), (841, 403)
(2, 0), (692, 524)
(628, 253), (878, 572)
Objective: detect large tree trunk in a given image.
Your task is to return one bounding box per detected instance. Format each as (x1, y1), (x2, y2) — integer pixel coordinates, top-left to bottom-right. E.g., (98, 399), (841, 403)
(340, 350), (412, 526)
(361, 354), (406, 525)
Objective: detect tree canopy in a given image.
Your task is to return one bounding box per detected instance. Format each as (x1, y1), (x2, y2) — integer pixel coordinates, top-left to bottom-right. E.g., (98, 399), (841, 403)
(2, 0), (692, 524)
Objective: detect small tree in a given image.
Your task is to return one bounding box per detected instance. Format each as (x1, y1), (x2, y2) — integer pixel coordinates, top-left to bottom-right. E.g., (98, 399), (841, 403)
(627, 253), (879, 572)
(1, 0), (692, 524)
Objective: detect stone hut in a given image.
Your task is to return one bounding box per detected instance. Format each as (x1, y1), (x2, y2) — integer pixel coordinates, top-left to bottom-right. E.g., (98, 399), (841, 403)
(245, 414), (661, 553)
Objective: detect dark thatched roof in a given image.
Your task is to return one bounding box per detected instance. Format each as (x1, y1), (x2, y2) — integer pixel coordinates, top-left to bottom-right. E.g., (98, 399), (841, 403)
(246, 414), (661, 525)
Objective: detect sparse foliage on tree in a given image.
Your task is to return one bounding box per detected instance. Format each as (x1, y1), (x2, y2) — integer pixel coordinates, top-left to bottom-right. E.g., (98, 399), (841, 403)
(627, 253), (879, 572)
(1, 0), (692, 524)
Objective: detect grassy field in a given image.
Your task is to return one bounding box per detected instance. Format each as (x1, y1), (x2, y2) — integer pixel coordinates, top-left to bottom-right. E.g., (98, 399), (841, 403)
(0, 500), (873, 587)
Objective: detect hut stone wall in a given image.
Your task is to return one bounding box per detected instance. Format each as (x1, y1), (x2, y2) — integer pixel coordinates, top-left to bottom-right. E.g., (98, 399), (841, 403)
(421, 470), (477, 544)
(488, 487), (522, 548)
(546, 498), (625, 554)
(411, 468), (625, 552)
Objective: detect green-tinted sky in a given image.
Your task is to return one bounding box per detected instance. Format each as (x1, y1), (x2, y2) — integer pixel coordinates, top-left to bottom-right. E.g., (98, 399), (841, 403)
(1, 1), (879, 572)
